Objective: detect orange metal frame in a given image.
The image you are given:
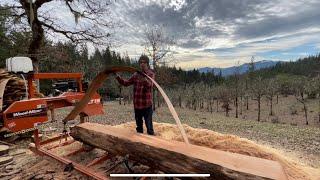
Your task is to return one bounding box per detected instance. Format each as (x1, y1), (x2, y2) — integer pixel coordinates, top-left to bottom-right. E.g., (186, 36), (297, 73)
(2, 73), (103, 133)
(31, 126), (113, 180)
(0, 72), (110, 179)
(27, 72), (104, 116)
(28, 68), (143, 179)
(31, 129), (108, 180)
(25, 72), (109, 179)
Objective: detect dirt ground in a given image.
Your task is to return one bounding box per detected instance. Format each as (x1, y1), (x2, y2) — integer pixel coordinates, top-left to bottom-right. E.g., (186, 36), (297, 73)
(0, 101), (319, 180)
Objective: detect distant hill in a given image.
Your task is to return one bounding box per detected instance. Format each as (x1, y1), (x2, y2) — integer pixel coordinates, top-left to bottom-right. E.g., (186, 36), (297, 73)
(252, 54), (320, 78)
(198, 60), (280, 76)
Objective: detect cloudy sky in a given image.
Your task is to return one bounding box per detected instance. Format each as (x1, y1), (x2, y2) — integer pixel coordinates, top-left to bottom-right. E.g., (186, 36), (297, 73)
(107, 0), (320, 69)
(2, 0), (320, 69)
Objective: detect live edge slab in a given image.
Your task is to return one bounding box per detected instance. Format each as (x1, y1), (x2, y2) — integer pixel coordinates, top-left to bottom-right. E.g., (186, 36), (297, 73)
(70, 122), (287, 180)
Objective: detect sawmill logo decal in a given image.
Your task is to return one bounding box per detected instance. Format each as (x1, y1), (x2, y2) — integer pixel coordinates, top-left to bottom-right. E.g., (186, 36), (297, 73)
(7, 108), (47, 119)
(88, 98), (100, 104)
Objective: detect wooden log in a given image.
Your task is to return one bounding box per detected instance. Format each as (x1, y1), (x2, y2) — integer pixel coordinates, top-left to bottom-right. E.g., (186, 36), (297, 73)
(71, 123), (287, 180)
(0, 71), (44, 108)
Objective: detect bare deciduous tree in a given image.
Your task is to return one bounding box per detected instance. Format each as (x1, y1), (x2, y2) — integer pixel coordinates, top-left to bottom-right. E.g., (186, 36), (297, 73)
(291, 76), (309, 125)
(306, 75), (320, 123)
(217, 84), (232, 117)
(265, 78), (279, 116)
(245, 56), (255, 110)
(315, 75), (320, 122)
(250, 76), (265, 121)
(143, 25), (175, 110)
(143, 25), (175, 69)
(233, 62), (241, 118)
(2, 0), (114, 71)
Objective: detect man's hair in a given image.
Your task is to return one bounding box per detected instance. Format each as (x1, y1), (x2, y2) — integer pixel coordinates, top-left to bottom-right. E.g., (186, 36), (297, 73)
(138, 55), (150, 66)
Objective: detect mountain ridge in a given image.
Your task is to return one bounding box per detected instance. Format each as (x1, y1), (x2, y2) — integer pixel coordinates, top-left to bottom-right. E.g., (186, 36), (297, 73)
(198, 60), (280, 76)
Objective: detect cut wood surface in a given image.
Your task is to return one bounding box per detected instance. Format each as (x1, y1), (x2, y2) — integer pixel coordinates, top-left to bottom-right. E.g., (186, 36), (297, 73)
(0, 145), (9, 156)
(0, 156), (13, 165)
(0, 78), (12, 111)
(71, 122), (287, 180)
(0, 71), (44, 111)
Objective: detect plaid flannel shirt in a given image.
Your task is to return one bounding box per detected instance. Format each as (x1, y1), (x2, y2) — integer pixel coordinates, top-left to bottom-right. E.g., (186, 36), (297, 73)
(116, 69), (155, 109)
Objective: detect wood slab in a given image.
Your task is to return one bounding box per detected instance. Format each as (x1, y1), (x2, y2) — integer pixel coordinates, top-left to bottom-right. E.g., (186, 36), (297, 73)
(0, 145), (9, 156)
(0, 156), (13, 165)
(71, 123), (287, 180)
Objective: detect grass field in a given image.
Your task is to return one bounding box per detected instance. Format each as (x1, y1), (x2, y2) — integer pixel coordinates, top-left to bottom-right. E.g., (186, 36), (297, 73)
(215, 95), (320, 127)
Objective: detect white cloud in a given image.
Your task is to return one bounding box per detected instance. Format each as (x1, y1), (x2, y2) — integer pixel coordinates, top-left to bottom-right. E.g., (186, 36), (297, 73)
(172, 29), (320, 69)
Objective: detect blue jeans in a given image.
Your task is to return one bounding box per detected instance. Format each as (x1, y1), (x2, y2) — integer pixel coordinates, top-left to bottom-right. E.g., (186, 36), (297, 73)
(134, 106), (154, 135)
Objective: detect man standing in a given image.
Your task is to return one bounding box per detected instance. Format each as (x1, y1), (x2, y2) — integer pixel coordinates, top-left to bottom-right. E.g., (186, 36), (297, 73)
(115, 55), (155, 135)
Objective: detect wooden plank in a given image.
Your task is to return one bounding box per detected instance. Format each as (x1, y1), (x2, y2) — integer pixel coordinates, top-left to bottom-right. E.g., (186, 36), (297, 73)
(0, 145), (9, 156)
(71, 123), (287, 180)
(0, 156), (13, 165)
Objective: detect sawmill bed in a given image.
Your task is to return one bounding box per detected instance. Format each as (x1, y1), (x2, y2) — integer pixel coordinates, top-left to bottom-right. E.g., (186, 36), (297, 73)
(29, 134), (167, 180)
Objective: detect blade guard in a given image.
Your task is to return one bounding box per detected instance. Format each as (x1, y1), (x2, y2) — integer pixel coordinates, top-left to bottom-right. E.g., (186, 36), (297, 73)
(81, 93), (104, 116)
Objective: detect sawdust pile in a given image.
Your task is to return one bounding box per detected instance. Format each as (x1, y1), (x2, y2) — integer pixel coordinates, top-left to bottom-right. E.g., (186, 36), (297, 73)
(116, 122), (320, 180)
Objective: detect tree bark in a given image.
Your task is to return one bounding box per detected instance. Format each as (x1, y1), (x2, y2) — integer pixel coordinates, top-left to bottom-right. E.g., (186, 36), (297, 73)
(303, 103), (308, 125)
(240, 96), (243, 115)
(235, 97), (238, 118)
(216, 99), (219, 112)
(318, 99), (320, 123)
(270, 97), (273, 116)
(192, 99), (196, 110)
(21, 0), (44, 91)
(71, 123), (287, 180)
(21, 0), (44, 73)
(225, 103), (229, 117)
(295, 94), (308, 125)
(226, 106), (229, 117)
(258, 97), (261, 121)
(246, 97), (249, 110)
(300, 93), (308, 125)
